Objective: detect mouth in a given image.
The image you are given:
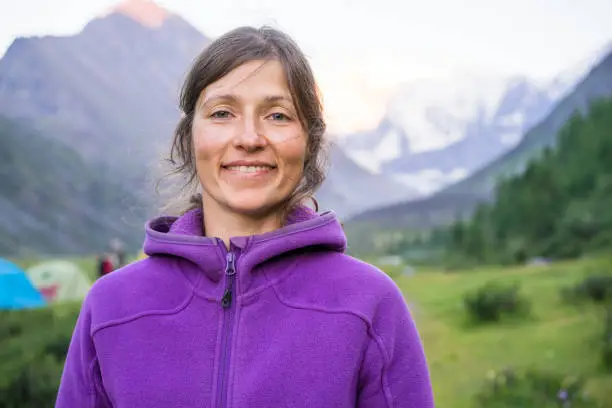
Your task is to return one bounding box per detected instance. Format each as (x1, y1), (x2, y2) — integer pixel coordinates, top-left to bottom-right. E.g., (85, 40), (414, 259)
(222, 164), (276, 173)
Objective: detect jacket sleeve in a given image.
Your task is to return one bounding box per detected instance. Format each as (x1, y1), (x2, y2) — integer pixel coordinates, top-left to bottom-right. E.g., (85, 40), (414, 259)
(357, 282), (435, 408)
(55, 295), (109, 407)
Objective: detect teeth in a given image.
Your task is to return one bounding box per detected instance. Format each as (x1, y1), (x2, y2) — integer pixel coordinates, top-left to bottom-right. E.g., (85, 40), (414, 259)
(226, 165), (271, 173)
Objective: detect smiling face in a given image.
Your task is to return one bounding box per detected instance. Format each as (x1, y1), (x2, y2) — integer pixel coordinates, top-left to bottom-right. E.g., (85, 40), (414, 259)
(192, 59), (308, 220)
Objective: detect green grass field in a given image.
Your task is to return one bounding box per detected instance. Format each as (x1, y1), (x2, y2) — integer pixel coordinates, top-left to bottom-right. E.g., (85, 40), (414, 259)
(6, 254), (612, 407)
(391, 257), (612, 407)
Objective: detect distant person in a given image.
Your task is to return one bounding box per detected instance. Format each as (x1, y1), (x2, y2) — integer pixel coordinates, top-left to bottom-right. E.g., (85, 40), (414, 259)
(56, 26), (434, 408)
(96, 253), (114, 278)
(95, 253), (114, 278)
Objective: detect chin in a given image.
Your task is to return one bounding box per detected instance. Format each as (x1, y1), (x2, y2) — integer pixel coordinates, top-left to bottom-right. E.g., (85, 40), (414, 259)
(225, 197), (283, 219)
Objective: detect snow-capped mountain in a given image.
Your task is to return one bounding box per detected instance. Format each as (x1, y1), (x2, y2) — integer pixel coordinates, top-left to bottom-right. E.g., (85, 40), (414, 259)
(338, 74), (556, 195)
(387, 73), (513, 153)
(546, 40), (612, 101)
(338, 41), (612, 196)
(334, 117), (411, 174)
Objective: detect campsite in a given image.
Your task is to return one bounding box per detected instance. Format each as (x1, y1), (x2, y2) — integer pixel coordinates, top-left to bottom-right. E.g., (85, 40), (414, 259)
(0, 258), (92, 310)
(1, 0), (612, 407)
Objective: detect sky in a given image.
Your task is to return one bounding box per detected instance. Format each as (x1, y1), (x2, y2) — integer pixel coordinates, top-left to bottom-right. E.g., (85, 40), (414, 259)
(0, 0), (611, 133)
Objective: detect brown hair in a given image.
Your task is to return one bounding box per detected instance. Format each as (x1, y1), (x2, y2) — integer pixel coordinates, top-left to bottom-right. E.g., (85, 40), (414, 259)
(158, 25), (328, 219)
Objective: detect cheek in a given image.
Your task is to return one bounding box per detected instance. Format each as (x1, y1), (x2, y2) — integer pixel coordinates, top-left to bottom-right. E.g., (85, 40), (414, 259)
(193, 137), (213, 162)
(281, 138), (308, 180)
(192, 123), (223, 163)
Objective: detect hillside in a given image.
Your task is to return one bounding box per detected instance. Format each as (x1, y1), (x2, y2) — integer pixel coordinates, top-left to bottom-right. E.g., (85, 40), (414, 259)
(347, 49), (612, 233)
(339, 42), (612, 197)
(0, 115), (145, 256)
(317, 144), (417, 217)
(444, 96), (612, 263)
(0, 11), (208, 183)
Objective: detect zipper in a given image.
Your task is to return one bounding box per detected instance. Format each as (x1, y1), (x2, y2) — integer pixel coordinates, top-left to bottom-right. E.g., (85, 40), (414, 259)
(217, 250), (237, 408)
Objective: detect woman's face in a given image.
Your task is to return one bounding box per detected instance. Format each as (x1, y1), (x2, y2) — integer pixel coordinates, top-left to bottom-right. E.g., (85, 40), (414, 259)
(192, 59), (307, 219)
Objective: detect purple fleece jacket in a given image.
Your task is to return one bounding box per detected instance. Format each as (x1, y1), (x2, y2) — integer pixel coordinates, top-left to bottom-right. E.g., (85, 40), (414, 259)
(56, 206), (434, 407)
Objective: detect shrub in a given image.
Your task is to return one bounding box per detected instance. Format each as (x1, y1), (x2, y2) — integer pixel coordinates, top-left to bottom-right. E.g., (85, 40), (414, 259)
(561, 275), (612, 304)
(475, 367), (598, 408)
(0, 305), (80, 407)
(1, 355), (65, 408)
(0, 315), (22, 342)
(43, 333), (72, 361)
(464, 281), (530, 323)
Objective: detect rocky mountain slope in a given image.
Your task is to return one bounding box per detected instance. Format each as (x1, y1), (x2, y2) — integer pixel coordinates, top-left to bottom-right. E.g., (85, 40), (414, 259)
(0, 114), (145, 256)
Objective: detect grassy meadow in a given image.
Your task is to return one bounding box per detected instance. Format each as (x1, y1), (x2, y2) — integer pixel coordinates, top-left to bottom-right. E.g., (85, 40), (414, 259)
(4, 254), (612, 407)
(390, 256), (612, 407)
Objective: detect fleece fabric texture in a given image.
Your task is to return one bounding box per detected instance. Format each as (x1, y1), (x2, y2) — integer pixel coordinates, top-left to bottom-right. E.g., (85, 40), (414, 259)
(55, 205), (435, 408)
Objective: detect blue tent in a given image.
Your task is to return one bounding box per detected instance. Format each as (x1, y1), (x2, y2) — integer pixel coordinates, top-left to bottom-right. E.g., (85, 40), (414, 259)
(0, 258), (46, 309)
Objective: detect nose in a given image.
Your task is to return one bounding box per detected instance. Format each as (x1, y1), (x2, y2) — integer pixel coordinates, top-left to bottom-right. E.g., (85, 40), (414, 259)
(233, 114), (267, 151)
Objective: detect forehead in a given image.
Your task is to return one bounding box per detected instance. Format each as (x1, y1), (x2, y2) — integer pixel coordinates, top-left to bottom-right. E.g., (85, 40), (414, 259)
(202, 59), (292, 102)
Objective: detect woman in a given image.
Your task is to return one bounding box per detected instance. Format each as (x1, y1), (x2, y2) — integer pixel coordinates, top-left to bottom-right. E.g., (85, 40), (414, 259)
(56, 26), (435, 408)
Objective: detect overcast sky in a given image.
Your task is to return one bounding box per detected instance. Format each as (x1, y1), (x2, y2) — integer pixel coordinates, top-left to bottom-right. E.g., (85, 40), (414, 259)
(1, 0), (611, 132)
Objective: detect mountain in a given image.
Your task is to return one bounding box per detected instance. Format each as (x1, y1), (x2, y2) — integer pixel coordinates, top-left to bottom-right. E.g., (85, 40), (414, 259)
(317, 144), (417, 218)
(0, 0), (413, 250)
(346, 48), (612, 232)
(0, 114), (145, 256)
(339, 42), (612, 196)
(338, 74), (559, 195)
(0, 3), (208, 182)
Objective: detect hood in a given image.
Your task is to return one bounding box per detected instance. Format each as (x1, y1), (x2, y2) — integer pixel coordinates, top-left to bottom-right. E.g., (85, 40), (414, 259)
(143, 205), (347, 284)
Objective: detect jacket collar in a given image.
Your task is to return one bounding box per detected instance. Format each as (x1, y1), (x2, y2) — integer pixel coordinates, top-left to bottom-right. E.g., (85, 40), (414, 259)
(143, 205), (346, 291)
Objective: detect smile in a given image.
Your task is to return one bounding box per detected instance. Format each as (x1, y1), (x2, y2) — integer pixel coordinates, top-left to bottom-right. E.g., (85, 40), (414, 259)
(224, 165), (275, 173)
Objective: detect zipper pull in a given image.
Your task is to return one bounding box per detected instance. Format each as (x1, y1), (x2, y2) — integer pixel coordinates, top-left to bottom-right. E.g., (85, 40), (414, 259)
(221, 289), (232, 309)
(221, 252), (236, 309)
(225, 252), (236, 276)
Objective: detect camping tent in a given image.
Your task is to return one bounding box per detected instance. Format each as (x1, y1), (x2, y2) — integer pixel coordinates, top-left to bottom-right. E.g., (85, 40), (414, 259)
(0, 258), (46, 309)
(26, 260), (91, 304)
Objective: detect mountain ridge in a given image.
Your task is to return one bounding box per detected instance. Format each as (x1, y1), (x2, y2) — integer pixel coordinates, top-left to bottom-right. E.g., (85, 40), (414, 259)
(346, 48), (612, 233)
(339, 41), (612, 196)
(0, 5), (416, 257)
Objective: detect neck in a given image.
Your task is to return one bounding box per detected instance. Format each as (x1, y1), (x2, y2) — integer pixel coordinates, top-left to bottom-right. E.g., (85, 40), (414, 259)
(202, 201), (283, 249)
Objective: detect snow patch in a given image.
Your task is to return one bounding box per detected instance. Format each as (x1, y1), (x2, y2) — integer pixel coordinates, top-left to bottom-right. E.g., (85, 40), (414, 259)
(499, 132), (521, 146)
(392, 168), (468, 195)
(498, 112), (525, 128)
(341, 127), (405, 174)
(344, 150), (381, 174)
(387, 73), (511, 152)
(374, 127), (404, 163)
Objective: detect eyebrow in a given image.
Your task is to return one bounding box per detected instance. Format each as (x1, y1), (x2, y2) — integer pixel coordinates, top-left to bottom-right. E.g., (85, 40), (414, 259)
(262, 95), (294, 105)
(199, 94), (294, 109)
